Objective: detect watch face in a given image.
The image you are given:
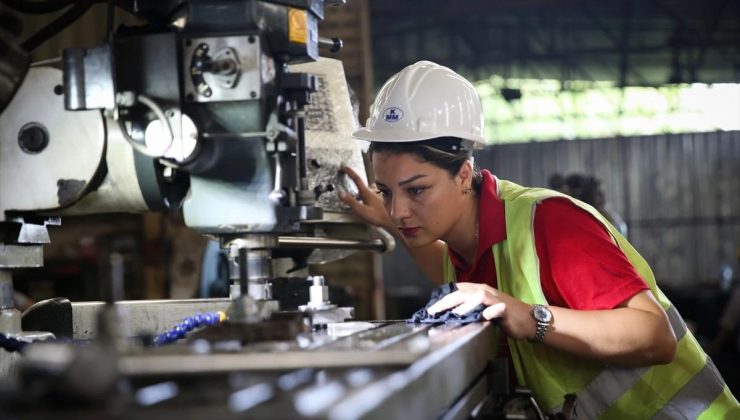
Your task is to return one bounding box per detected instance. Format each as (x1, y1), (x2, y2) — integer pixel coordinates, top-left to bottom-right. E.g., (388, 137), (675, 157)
(533, 305), (553, 323)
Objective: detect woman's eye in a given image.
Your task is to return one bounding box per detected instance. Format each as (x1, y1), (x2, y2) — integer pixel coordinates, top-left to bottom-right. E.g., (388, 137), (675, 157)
(408, 186), (426, 196)
(377, 189), (390, 199)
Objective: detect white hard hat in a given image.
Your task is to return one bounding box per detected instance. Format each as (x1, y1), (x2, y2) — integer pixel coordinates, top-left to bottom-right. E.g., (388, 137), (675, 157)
(352, 61), (486, 149)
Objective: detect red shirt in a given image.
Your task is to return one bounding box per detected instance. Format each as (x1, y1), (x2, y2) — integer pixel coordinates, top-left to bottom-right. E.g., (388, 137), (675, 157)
(448, 170), (648, 310)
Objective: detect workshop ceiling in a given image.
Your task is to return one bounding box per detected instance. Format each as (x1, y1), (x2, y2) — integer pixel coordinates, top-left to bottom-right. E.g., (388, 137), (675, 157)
(369, 0), (740, 87)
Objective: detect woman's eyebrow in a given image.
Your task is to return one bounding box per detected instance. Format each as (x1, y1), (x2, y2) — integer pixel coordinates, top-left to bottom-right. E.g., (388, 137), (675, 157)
(398, 174), (427, 186)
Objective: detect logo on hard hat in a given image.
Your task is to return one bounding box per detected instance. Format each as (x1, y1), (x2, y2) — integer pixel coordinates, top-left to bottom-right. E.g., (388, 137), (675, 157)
(382, 107), (404, 123)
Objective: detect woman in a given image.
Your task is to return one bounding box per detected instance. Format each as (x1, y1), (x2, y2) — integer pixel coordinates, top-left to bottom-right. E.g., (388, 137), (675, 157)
(339, 61), (738, 418)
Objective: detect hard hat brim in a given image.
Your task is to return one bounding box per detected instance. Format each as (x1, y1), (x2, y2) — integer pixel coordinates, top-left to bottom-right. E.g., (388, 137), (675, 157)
(351, 128), (486, 150)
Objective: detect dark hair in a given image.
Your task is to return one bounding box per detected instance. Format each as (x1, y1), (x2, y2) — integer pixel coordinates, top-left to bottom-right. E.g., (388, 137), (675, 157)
(563, 173), (602, 207)
(368, 137), (483, 193)
(548, 173), (566, 190)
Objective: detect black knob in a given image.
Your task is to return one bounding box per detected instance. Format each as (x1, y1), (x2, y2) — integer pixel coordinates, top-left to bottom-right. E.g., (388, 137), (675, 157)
(18, 123), (49, 154)
(328, 38), (343, 53)
(318, 36), (343, 53)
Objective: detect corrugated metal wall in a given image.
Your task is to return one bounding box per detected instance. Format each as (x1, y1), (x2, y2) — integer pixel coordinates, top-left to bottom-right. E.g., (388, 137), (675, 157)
(476, 131), (740, 287)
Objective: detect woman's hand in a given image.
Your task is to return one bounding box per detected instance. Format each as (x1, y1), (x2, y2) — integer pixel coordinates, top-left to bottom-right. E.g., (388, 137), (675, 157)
(429, 284), (677, 366)
(427, 282), (535, 340)
(338, 166), (394, 231)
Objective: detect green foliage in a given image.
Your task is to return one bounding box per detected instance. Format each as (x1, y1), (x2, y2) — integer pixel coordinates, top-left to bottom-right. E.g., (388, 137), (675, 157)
(475, 76), (740, 143)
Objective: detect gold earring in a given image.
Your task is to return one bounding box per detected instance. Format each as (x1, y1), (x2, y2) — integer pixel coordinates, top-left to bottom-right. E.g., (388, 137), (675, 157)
(463, 187), (472, 195)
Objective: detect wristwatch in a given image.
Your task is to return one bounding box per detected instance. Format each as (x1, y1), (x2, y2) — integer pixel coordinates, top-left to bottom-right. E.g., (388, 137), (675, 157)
(529, 304), (553, 343)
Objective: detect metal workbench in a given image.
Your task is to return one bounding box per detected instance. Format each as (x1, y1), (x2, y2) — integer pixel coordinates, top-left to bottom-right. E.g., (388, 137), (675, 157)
(4, 320), (500, 419)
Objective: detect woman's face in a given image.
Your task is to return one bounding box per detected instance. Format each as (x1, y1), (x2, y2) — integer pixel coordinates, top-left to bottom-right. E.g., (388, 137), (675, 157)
(372, 151), (466, 247)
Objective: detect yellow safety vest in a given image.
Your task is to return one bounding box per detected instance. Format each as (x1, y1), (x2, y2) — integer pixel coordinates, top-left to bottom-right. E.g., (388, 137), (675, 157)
(443, 179), (739, 419)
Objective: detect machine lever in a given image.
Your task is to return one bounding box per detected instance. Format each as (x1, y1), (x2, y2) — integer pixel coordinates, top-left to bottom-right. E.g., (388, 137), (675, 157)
(268, 153), (286, 204)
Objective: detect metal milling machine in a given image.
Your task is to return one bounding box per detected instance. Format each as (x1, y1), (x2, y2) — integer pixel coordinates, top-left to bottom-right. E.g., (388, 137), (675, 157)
(0, 1), (503, 418)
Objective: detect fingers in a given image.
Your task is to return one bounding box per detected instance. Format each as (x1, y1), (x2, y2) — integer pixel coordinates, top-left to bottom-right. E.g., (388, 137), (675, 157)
(427, 284), (505, 320)
(427, 291), (467, 315)
(456, 282), (493, 293)
(338, 165), (358, 178)
(338, 190), (375, 221)
(337, 166), (368, 209)
(338, 187), (359, 208)
(482, 302), (506, 320)
(452, 290), (485, 316)
(339, 166), (373, 198)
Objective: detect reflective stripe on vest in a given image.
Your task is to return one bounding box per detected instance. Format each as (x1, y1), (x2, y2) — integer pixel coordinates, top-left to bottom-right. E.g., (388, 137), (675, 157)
(652, 357), (726, 420)
(443, 178), (740, 418)
(552, 305), (729, 419)
(552, 306), (686, 417)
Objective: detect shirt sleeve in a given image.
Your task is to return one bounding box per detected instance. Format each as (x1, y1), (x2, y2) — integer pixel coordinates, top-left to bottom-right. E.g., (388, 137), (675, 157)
(534, 197), (649, 310)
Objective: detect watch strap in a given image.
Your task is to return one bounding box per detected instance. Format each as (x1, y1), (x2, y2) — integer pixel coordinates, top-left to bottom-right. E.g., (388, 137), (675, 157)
(531, 320), (549, 343)
(529, 304), (552, 343)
